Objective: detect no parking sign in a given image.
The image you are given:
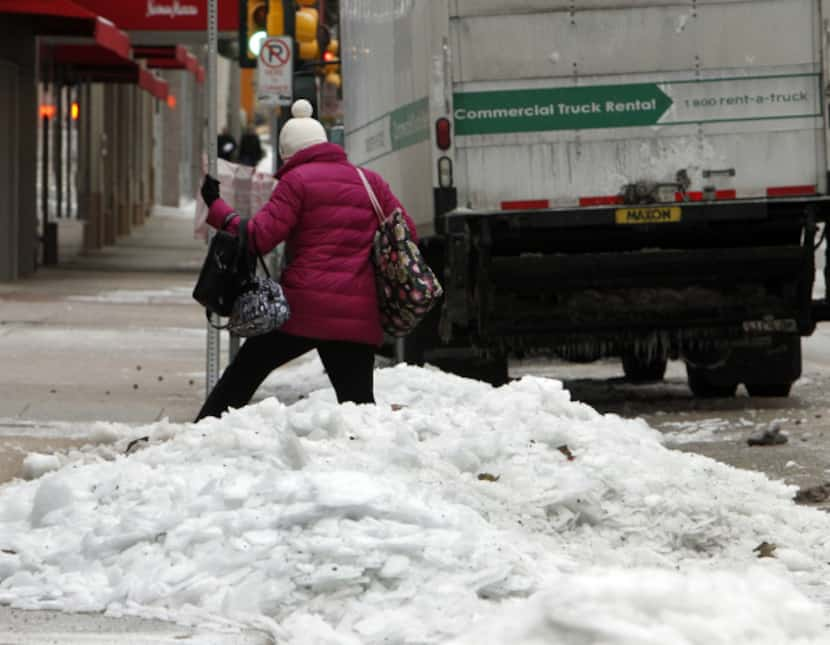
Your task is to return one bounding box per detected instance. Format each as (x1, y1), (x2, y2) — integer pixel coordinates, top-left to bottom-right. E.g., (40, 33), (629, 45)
(257, 36), (293, 106)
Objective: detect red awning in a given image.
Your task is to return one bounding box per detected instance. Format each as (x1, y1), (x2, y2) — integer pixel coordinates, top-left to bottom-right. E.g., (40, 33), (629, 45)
(133, 45), (201, 84)
(50, 43), (166, 100)
(3, 0), (177, 99)
(184, 52), (198, 74)
(1, 0), (164, 100)
(0, 0), (94, 20)
(146, 71), (169, 101)
(0, 0), (130, 58)
(185, 53), (206, 84)
(133, 45), (188, 69)
(137, 68), (167, 100)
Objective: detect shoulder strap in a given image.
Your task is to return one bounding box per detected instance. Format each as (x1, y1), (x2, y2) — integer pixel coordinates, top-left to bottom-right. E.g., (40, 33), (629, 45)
(237, 217), (271, 278)
(237, 217), (251, 274)
(356, 168), (385, 224)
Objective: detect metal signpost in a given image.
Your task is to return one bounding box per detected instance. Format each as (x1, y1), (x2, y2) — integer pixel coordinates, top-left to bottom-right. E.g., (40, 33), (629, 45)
(205, 0), (220, 395)
(257, 35), (293, 176)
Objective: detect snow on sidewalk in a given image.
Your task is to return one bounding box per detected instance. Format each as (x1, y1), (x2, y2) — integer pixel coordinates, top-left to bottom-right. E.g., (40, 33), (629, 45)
(0, 363), (829, 644)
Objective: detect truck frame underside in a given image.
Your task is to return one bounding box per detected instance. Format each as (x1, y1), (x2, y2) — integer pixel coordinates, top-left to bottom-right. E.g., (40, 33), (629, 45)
(440, 196), (830, 360)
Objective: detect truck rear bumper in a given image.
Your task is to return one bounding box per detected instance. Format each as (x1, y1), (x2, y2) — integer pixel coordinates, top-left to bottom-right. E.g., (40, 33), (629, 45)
(439, 196), (830, 351)
(487, 245), (804, 332)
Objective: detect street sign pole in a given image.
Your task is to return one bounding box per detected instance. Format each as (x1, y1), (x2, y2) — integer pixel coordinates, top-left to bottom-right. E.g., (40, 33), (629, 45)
(205, 0), (221, 396)
(257, 36), (293, 176)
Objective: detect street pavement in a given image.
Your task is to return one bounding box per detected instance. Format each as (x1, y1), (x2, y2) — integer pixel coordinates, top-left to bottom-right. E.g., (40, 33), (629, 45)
(0, 205), (270, 644)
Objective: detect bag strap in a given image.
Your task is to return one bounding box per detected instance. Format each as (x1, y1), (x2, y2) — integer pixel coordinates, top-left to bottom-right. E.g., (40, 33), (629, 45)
(356, 168), (385, 225)
(237, 217), (271, 278)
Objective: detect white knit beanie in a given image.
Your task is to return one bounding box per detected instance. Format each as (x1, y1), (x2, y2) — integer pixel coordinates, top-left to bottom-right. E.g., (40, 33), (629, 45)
(278, 99), (327, 159)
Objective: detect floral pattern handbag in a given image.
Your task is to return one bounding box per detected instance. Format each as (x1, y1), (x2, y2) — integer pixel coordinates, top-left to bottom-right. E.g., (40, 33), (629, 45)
(356, 168), (443, 337)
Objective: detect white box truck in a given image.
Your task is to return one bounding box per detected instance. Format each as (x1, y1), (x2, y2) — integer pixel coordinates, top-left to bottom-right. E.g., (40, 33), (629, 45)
(342, 0), (830, 396)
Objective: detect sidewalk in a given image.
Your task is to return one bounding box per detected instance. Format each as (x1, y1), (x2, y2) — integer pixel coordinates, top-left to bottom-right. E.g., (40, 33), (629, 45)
(0, 205), (267, 644)
(0, 204), (221, 477)
(0, 205), (210, 430)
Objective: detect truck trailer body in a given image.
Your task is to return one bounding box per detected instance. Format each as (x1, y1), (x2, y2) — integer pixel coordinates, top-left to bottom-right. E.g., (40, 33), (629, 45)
(342, 0), (830, 396)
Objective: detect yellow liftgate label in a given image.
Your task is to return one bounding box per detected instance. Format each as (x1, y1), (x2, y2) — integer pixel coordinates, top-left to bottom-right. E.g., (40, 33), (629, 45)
(615, 206), (682, 225)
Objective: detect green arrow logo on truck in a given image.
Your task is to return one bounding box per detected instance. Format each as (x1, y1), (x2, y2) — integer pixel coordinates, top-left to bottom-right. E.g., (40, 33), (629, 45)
(453, 83), (673, 135)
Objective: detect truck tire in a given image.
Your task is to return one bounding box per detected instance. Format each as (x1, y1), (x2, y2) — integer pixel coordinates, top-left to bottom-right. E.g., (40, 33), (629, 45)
(622, 354), (667, 383)
(685, 364), (738, 398)
(741, 335), (800, 399)
(745, 382), (793, 398)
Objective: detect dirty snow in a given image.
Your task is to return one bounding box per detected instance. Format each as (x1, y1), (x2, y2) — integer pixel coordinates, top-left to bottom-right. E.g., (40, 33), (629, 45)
(0, 364), (829, 644)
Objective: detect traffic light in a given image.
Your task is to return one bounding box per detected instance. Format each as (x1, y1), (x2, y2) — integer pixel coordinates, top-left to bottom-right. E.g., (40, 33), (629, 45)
(239, 0), (268, 68)
(240, 1), (335, 71)
(295, 0), (320, 61)
(322, 38), (340, 89)
(266, 0), (285, 35)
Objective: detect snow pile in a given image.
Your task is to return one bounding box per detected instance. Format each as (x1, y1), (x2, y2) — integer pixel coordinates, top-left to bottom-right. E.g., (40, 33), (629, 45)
(0, 365), (829, 643)
(454, 567), (820, 645)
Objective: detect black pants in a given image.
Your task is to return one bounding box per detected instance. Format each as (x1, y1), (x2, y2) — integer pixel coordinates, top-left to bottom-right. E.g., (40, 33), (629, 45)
(195, 331), (376, 421)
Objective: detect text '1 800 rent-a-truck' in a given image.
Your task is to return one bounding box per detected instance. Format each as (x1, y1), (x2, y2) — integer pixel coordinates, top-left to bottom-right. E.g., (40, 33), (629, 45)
(342, 0), (830, 397)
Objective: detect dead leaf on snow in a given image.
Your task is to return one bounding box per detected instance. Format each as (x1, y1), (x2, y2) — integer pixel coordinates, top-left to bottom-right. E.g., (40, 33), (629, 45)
(753, 541), (777, 558)
(557, 445), (576, 461)
(477, 473), (500, 482)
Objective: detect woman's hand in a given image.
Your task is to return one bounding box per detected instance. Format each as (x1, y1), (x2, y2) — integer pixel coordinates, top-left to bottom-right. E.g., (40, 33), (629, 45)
(200, 175), (220, 207)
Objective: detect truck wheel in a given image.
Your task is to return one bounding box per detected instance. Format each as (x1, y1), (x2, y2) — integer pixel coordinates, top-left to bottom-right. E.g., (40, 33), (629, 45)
(741, 335), (800, 399)
(622, 354), (667, 383)
(686, 364), (738, 398)
(745, 383), (792, 397)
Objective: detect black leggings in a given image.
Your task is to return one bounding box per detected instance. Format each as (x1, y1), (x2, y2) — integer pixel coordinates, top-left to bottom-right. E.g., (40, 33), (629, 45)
(195, 331), (376, 421)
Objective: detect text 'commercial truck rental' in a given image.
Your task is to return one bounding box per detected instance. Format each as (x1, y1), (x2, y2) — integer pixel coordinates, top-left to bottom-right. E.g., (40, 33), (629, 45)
(343, 0), (830, 397)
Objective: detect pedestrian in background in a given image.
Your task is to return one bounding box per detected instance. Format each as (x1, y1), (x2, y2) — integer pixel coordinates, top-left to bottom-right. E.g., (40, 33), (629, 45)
(196, 99), (417, 420)
(217, 127), (237, 162)
(238, 126), (264, 167)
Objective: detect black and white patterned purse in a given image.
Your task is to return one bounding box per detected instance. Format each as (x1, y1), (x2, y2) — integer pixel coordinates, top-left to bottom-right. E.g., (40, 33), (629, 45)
(227, 270), (290, 337)
(226, 219), (290, 337)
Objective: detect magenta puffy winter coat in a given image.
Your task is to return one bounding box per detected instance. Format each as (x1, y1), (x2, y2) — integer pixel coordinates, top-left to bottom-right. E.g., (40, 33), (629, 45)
(206, 142), (417, 347)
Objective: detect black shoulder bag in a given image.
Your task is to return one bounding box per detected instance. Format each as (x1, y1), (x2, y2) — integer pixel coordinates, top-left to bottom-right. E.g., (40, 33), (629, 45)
(192, 217), (290, 337)
(192, 215), (250, 317)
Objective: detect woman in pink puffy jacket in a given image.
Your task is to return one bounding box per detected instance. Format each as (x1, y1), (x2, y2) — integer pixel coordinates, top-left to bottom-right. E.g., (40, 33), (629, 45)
(197, 100), (417, 420)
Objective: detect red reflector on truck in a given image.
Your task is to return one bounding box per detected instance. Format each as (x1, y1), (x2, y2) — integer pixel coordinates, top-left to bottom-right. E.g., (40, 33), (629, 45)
(435, 118), (451, 151)
(579, 195), (623, 207)
(501, 199), (550, 210)
(674, 190), (737, 201)
(766, 185), (817, 197)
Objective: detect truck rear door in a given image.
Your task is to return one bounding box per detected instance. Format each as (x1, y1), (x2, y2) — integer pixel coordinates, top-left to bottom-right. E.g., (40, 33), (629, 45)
(450, 0), (825, 210)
